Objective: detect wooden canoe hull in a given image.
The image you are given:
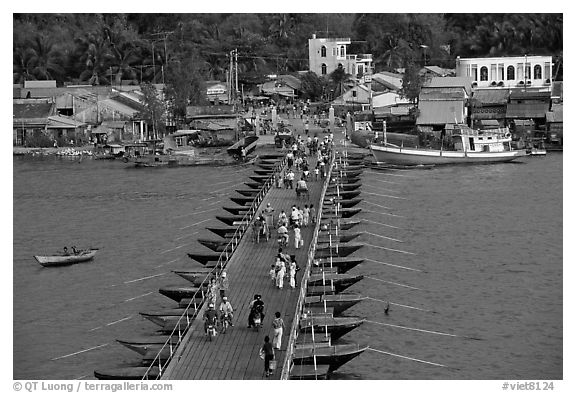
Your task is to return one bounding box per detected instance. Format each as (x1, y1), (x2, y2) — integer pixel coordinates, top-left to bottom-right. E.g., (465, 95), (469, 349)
(34, 249), (98, 267)
(307, 274), (364, 291)
(159, 286), (203, 302)
(229, 197), (254, 206)
(235, 189), (260, 197)
(315, 242), (363, 258)
(292, 344), (368, 372)
(289, 364), (330, 380)
(116, 336), (180, 356)
(319, 220), (361, 231)
(299, 317), (364, 341)
(327, 183), (362, 191)
(321, 208), (362, 218)
(249, 175), (269, 183)
(197, 238), (228, 252)
(325, 190), (362, 200)
(305, 294), (367, 315)
(313, 257), (365, 273)
(94, 367), (159, 380)
(216, 215), (245, 225)
(244, 182), (263, 189)
(317, 232), (361, 244)
(186, 252), (223, 264)
(222, 206), (250, 215)
(206, 227), (237, 238)
(172, 269), (214, 284)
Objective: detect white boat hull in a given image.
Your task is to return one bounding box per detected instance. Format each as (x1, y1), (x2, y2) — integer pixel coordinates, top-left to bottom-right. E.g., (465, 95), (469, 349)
(370, 144), (525, 165)
(34, 250), (98, 267)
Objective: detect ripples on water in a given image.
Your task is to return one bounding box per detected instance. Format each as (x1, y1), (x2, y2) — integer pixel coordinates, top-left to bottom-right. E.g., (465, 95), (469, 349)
(12, 154), (562, 380)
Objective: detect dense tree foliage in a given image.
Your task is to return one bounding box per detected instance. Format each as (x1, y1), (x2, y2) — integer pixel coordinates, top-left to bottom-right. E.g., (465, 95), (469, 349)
(13, 13), (563, 91)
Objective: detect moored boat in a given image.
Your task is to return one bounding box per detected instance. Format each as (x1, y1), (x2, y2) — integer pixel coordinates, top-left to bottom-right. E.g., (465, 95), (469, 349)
(244, 182), (263, 189)
(323, 198), (362, 208)
(172, 268), (214, 284)
(235, 189), (260, 197)
(321, 207), (362, 219)
(216, 215), (245, 226)
(206, 227), (237, 238)
(289, 364), (331, 380)
(254, 169), (274, 176)
(299, 316), (364, 340)
(315, 242), (363, 258)
(116, 336), (179, 356)
(325, 190), (362, 200)
(222, 206), (250, 215)
(304, 293), (367, 315)
(292, 343), (368, 372)
(159, 285), (203, 303)
(317, 232), (362, 244)
(319, 219), (361, 231)
(94, 367), (159, 380)
(313, 257), (364, 273)
(34, 248), (98, 267)
(229, 197), (255, 206)
(197, 238), (228, 252)
(370, 125), (525, 165)
(186, 252), (223, 265)
(327, 183), (362, 191)
(307, 273), (364, 291)
(249, 175), (269, 183)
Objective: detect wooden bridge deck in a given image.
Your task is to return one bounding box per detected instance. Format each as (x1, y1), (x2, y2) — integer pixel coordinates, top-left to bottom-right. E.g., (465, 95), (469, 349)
(162, 162), (324, 380)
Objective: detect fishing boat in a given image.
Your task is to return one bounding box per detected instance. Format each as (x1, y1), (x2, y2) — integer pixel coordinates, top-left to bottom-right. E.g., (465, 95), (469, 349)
(229, 197), (255, 206)
(186, 252), (223, 265)
(304, 293), (367, 315)
(289, 364), (331, 380)
(197, 238), (228, 252)
(370, 125), (525, 165)
(315, 242), (363, 258)
(313, 257), (365, 273)
(321, 207), (362, 219)
(307, 273), (364, 292)
(94, 367), (160, 380)
(319, 220), (361, 232)
(116, 336), (180, 356)
(292, 343), (368, 372)
(317, 232), (362, 244)
(34, 248), (98, 267)
(206, 227), (238, 238)
(299, 316), (364, 340)
(159, 285), (203, 303)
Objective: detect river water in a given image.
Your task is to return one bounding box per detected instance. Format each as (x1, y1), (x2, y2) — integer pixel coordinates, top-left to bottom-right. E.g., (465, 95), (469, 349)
(12, 152), (562, 381)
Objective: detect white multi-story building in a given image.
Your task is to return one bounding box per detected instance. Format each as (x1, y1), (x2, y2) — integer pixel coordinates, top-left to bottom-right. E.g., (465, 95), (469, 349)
(308, 34), (373, 77)
(455, 55), (553, 89)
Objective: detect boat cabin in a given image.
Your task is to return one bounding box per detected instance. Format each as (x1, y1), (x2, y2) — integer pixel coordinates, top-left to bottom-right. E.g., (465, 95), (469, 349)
(449, 125), (512, 152)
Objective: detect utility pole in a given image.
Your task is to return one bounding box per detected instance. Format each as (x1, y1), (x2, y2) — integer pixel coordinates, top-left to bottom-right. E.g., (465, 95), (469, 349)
(235, 48), (239, 99)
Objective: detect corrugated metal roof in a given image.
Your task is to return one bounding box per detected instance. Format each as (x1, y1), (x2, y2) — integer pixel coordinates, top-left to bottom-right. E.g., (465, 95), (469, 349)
(101, 120), (127, 128)
(506, 102), (549, 118)
(419, 89), (465, 101)
(13, 102), (55, 119)
(509, 90), (551, 100)
(546, 105), (563, 122)
(47, 115), (86, 129)
(425, 76), (473, 96)
(416, 101), (465, 125)
(472, 89), (510, 105)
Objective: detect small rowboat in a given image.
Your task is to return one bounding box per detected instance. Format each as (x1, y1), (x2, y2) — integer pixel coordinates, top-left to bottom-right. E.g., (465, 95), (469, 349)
(305, 293), (367, 315)
(323, 198), (362, 208)
(244, 182), (263, 189)
(186, 252), (223, 265)
(249, 175), (269, 183)
(235, 189), (260, 197)
(254, 169), (274, 176)
(307, 273), (364, 292)
(229, 197), (255, 206)
(34, 248), (98, 267)
(317, 232), (361, 244)
(172, 268), (214, 284)
(327, 183), (362, 191)
(206, 227), (237, 238)
(159, 285), (203, 302)
(319, 219), (361, 231)
(313, 257), (365, 273)
(216, 215), (245, 226)
(198, 238), (228, 252)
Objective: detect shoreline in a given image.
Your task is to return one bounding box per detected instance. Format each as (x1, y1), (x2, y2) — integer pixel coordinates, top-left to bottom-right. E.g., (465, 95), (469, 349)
(13, 146), (95, 156)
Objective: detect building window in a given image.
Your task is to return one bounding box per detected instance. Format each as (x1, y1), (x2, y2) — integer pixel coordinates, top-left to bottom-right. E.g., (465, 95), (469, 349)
(321, 63), (327, 75)
(332, 48), (337, 56)
(534, 64), (542, 79)
(352, 90), (357, 98)
(490, 64), (497, 81)
(544, 62), (551, 80)
(480, 66), (488, 81)
(525, 63), (531, 79)
(498, 64), (505, 80)
(517, 63), (524, 80)
(471, 64), (478, 81)
(321, 46), (326, 57)
(507, 65), (515, 80)
(340, 46), (345, 57)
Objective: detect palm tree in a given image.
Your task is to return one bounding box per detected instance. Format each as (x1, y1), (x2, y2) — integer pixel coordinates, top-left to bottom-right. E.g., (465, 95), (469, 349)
(75, 32), (113, 85)
(13, 45), (35, 83)
(329, 66), (354, 99)
(27, 35), (64, 81)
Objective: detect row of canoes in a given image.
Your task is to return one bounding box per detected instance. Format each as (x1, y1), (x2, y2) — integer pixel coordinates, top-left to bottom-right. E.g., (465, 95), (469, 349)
(289, 153), (371, 380)
(94, 153), (287, 380)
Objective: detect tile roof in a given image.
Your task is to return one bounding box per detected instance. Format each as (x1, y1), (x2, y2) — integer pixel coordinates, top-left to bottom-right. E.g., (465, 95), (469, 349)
(419, 88), (466, 101)
(425, 76), (474, 96)
(13, 102), (55, 119)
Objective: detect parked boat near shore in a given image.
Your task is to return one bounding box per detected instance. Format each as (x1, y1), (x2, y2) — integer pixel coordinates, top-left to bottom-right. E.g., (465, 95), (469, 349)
(370, 125), (525, 165)
(292, 343), (368, 372)
(94, 367), (160, 380)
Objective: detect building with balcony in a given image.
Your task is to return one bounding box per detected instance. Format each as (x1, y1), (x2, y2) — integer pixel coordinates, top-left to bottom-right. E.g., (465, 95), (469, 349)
(455, 55), (553, 90)
(308, 34), (373, 77)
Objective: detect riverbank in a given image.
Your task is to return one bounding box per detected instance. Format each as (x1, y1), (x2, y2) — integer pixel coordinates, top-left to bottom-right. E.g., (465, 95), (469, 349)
(13, 146), (95, 156)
